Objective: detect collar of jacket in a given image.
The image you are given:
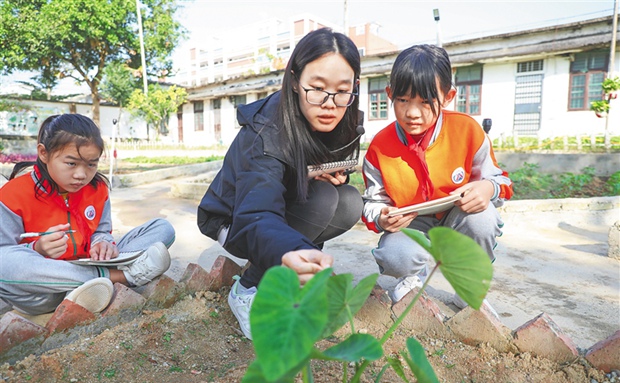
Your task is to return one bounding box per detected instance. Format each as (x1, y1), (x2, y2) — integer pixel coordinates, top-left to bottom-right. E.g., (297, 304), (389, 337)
(394, 112), (444, 147)
(236, 91), (290, 165)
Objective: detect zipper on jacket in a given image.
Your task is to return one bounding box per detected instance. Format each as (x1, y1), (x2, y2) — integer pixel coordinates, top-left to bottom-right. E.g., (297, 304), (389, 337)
(63, 195), (78, 256)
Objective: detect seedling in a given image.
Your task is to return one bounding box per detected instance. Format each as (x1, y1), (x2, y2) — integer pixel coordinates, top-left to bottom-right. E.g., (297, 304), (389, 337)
(244, 226), (492, 382)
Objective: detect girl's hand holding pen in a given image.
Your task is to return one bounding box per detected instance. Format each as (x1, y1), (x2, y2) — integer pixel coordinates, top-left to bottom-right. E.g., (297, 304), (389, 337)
(34, 223), (71, 259)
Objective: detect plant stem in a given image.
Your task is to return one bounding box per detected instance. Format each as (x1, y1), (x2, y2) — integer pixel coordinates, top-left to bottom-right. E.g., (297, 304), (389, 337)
(302, 364), (314, 383)
(351, 265), (439, 382)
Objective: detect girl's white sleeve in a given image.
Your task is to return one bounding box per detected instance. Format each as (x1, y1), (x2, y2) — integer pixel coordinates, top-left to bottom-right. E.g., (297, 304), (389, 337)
(90, 199), (115, 245)
(361, 157), (392, 232)
(0, 201), (25, 246)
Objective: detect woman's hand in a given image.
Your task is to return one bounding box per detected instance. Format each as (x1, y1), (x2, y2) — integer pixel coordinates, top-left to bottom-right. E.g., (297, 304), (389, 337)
(314, 170), (347, 185)
(89, 241), (119, 261)
(453, 180), (494, 213)
(282, 249), (334, 285)
(34, 223), (70, 259)
(377, 206), (417, 233)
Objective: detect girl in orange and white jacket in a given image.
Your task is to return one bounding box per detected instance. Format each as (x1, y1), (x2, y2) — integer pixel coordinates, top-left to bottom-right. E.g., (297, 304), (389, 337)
(0, 114), (175, 315)
(362, 45), (513, 305)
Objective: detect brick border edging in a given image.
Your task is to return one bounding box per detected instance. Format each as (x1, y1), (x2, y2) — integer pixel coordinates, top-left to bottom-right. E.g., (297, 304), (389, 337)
(1, 255), (618, 373)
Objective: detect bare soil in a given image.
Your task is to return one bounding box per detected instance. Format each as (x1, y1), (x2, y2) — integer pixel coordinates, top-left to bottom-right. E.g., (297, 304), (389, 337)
(0, 289), (611, 383)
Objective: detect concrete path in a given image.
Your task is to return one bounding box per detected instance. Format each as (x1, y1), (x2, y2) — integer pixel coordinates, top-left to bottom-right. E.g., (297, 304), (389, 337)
(107, 178), (619, 351)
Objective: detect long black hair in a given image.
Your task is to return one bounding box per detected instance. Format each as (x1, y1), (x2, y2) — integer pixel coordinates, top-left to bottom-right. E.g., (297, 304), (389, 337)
(276, 28), (361, 200)
(10, 114), (109, 196)
(389, 44), (453, 117)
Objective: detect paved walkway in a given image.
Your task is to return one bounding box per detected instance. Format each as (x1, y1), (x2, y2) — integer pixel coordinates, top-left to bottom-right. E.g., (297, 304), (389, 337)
(106, 178), (619, 350)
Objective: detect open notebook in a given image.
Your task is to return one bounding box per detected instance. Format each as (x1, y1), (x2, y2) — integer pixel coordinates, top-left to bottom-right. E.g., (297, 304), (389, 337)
(68, 249), (145, 266)
(387, 194), (462, 217)
(307, 159), (359, 178)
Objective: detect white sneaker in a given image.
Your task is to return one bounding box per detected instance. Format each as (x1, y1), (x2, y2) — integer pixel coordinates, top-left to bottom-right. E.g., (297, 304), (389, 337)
(228, 279), (256, 340)
(119, 242), (171, 287)
(389, 275), (423, 303)
(65, 277), (114, 313)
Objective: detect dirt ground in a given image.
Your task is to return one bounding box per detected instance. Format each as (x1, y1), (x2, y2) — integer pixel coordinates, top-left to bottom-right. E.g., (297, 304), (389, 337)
(0, 288), (612, 383)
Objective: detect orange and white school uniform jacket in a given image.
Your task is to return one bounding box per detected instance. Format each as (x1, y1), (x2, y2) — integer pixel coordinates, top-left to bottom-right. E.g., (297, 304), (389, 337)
(0, 169), (114, 260)
(362, 110), (513, 233)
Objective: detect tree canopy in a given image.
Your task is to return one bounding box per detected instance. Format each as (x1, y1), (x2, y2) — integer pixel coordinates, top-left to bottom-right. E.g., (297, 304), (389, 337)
(128, 84), (186, 139)
(0, 0), (186, 125)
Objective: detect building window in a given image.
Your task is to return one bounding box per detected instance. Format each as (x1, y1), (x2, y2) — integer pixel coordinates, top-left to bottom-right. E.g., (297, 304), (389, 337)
(193, 101), (204, 131)
(568, 51), (608, 110)
(368, 76), (388, 120)
(517, 60), (543, 73)
(231, 95), (246, 107)
(455, 65), (482, 115)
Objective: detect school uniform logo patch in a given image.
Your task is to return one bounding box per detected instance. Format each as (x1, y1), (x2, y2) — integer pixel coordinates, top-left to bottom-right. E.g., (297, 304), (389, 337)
(84, 205), (96, 220)
(451, 167), (465, 184)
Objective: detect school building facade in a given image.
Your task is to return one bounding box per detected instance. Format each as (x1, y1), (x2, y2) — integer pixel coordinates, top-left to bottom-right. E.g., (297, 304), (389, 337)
(165, 15), (619, 147)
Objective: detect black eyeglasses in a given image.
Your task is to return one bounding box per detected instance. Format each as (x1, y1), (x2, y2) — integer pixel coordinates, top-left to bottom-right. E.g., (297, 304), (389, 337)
(299, 85), (358, 107)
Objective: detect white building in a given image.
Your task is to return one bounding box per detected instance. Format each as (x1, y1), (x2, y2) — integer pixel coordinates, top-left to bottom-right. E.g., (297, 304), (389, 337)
(174, 13), (397, 89)
(167, 15), (618, 148)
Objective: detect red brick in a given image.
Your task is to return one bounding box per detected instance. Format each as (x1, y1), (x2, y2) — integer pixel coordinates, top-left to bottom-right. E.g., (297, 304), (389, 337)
(353, 286), (394, 332)
(0, 312), (48, 354)
(101, 283), (146, 316)
(447, 302), (517, 353)
(392, 288), (448, 337)
(45, 300), (96, 333)
(179, 263), (214, 294)
(140, 275), (185, 308)
(513, 312), (579, 364)
(585, 330), (620, 373)
(208, 255), (242, 291)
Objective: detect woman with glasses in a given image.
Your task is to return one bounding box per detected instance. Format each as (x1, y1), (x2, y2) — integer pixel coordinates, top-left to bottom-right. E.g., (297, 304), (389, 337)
(197, 28), (363, 340)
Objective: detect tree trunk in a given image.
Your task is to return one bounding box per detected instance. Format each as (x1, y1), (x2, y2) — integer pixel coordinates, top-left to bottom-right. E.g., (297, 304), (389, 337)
(90, 88), (101, 127)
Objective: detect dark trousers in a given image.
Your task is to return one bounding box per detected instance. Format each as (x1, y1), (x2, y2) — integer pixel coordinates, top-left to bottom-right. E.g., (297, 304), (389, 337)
(241, 181), (362, 287)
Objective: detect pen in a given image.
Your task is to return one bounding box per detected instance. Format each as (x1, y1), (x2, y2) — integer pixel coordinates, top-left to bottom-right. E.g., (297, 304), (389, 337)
(20, 230), (76, 238)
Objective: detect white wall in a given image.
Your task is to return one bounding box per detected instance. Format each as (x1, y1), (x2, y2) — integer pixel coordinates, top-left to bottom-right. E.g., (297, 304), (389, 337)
(0, 99), (148, 140)
(477, 63), (516, 141)
(75, 104), (148, 140)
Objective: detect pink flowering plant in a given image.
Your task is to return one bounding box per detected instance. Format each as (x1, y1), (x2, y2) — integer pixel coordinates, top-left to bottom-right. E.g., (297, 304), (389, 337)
(0, 153), (37, 164)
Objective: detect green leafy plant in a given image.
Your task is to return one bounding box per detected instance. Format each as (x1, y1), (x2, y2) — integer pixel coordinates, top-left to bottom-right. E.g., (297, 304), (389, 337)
(606, 171), (620, 195)
(510, 162), (554, 199)
(590, 100), (610, 117)
(556, 166), (595, 198)
(244, 227), (492, 382)
(601, 76), (620, 95)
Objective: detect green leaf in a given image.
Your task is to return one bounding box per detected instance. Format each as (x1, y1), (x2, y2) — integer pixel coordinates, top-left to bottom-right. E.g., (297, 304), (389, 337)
(402, 337), (439, 383)
(320, 334), (383, 362)
(242, 360), (300, 383)
(251, 267), (332, 382)
(401, 228), (432, 253)
(386, 355), (410, 382)
(402, 227), (492, 310)
(323, 273), (378, 337)
(241, 360), (269, 383)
